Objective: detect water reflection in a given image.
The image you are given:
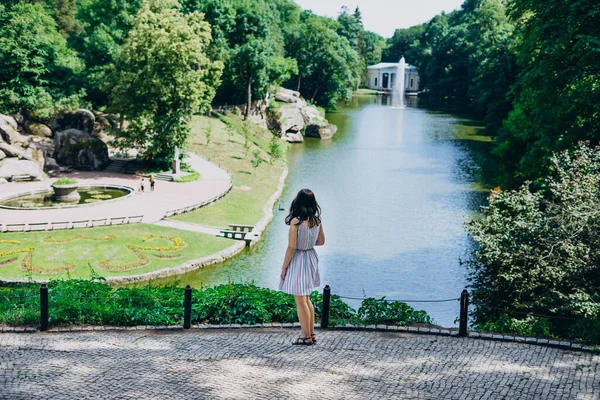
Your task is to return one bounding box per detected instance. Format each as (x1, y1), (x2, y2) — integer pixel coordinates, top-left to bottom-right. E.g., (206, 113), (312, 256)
(156, 95), (492, 327)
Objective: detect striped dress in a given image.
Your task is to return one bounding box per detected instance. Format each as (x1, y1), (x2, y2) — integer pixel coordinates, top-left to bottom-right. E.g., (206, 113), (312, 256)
(279, 221), (321, 296)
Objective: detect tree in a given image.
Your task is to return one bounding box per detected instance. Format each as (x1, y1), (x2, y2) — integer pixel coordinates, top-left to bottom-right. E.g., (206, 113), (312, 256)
(73, 0), (143, 107)
(287, 14), (360, 108)
(109, 0), (223, 165)
(467, 143), (600, 342)
(495, 0), (600, 187)
(230, 35), (296, 119)
(382, 25), (425, 62)
(0, 2), (84, 118)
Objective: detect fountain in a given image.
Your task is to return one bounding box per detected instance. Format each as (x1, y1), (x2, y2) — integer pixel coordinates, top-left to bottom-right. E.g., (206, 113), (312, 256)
(392, 57), (406, 108)
(0, 183), (133, 209)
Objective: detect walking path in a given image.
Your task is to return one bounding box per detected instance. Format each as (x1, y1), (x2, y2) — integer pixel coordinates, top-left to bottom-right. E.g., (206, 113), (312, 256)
(0, 329), (598, 399)
(0, 154), (231, 225)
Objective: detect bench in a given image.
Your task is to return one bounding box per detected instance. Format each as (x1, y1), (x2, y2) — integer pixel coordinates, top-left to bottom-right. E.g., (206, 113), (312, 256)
(219, 229), (249, 240)
(10, 174), (33, 182)
(229, 224), (254, 233)
(218, 229), (256, 247)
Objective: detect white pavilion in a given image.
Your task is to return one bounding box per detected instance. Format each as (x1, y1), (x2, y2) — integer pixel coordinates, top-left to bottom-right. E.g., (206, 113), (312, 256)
(366, 62), (420, 93)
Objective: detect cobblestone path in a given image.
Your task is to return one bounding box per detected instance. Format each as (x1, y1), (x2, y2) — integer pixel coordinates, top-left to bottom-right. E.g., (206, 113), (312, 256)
(0, 329), (598, 399)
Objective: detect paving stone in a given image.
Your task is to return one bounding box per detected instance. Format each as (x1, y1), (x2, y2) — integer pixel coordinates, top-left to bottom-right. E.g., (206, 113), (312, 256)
(0, 329), (597, 400)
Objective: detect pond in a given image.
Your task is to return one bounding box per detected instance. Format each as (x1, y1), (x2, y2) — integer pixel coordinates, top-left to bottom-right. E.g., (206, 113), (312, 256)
(158, 95), (494, 327)
(0, 186), (132, 209)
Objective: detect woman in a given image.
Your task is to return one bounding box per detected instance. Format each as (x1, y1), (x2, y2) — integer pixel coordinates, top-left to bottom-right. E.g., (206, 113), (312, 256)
(279, 189), (325, 345)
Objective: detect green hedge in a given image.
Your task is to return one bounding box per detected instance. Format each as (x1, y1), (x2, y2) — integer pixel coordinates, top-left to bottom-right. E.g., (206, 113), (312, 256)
(0, 280), (432, 328)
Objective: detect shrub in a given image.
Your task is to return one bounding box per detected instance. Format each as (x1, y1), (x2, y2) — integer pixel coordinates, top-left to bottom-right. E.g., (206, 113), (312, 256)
(173, 169), (200, 182)
(356, 298), (433, 326)
(53, 177), (78, 186)
(466, 143), (600, 344)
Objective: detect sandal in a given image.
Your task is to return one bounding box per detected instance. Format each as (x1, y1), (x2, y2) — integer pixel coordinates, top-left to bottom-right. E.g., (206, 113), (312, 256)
(310, 334), (317, 344)
(292, 337), (314, 346)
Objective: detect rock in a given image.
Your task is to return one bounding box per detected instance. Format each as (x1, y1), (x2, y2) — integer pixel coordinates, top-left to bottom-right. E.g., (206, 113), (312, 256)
(0, 158), (43, 181)
(31, 139), (55, 171)
(54, 128), (109, 170)
(0, 150), (5, 160)
(24, 121), (52, 138)
(305, 121), (338, 139)
(0, 177), (7, 184)
(300, 105), (325, 125)
(277, 106), (305, 134)
(0, 119), (31, 146)
(21, 145), (46, 169)
(51, 109), (96, 134)
(0, 142), (25, 158)
(0, 114), (18, 131)
(275, 88), (301, 104)
(282, 132), (304, 143)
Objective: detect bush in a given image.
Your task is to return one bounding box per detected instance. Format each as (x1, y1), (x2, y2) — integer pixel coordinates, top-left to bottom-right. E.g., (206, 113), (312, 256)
(355, 298), (433, 326)
(466, 143), (600, 344)
(173, 169), (200, 182)
(475, 315), (553, 338)
(0, 280), (427, 328)
(53, 177), (78, 186)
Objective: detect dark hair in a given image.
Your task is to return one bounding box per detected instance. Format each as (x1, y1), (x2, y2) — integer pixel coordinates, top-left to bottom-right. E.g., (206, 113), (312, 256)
(285, 189), (321, 226)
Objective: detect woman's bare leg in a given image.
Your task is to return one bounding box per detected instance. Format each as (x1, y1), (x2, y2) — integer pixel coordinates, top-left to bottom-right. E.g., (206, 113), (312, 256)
(294, 295), (311, 339)
(307, 297), (315, 337)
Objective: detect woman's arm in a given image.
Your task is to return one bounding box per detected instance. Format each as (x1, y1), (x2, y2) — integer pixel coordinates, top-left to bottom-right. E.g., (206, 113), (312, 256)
(280, 220), (299, 280)
(315, 223), (325, 246)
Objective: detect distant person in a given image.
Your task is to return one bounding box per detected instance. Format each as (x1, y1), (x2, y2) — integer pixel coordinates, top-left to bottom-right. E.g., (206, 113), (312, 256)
(279, 189), (325, 346)
(150, 176), (155, 192)
(140, 178), (145, 193)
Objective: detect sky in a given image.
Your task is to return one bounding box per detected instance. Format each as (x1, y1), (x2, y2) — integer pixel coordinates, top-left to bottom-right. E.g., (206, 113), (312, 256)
(294, 0), (465, 38)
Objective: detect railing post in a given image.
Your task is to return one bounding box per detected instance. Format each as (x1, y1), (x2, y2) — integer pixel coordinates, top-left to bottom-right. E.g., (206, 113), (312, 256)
(459, 289), (469, 337)
(321, 285), (331, 329)
(183, 285), (192, 329)
(40, 284), (48, 332)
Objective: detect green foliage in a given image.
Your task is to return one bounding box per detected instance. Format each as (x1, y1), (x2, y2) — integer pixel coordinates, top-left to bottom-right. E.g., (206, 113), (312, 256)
(0, 2), (85, 118)
(382, 25), (425, 63)
(268, 135), (282, 164)
(250, 149), (263, 172)
(205, 122), (213, 145)
(109, 0), (223, 166)
(475, 315), (553, 338)
(356, 298), (433, 326)
(73, 0), (143, 106)
(0, 281), (360, 327)
(286, 14), (361, 108)
(466, 144), (600, 344)
(53, 177), (78, 186)
(173, 169), (200, 183)
(495, 0), (600, 187)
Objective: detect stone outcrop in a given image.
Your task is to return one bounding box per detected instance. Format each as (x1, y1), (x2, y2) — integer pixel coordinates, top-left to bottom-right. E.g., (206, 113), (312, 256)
(51, 109), (95, 134)
(268, 88), (337, 142)
(0, 158), (43, 181)
(54, 128), (109, 170)
(305, 121), (338, 139)
(0, 109), (115, 177)
(24, 121), (52, 138)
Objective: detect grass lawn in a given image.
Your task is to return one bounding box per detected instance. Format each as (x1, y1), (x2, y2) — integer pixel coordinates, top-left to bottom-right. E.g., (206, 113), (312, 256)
(0, 224), (233, 281)
(172, 112), (288, 227)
